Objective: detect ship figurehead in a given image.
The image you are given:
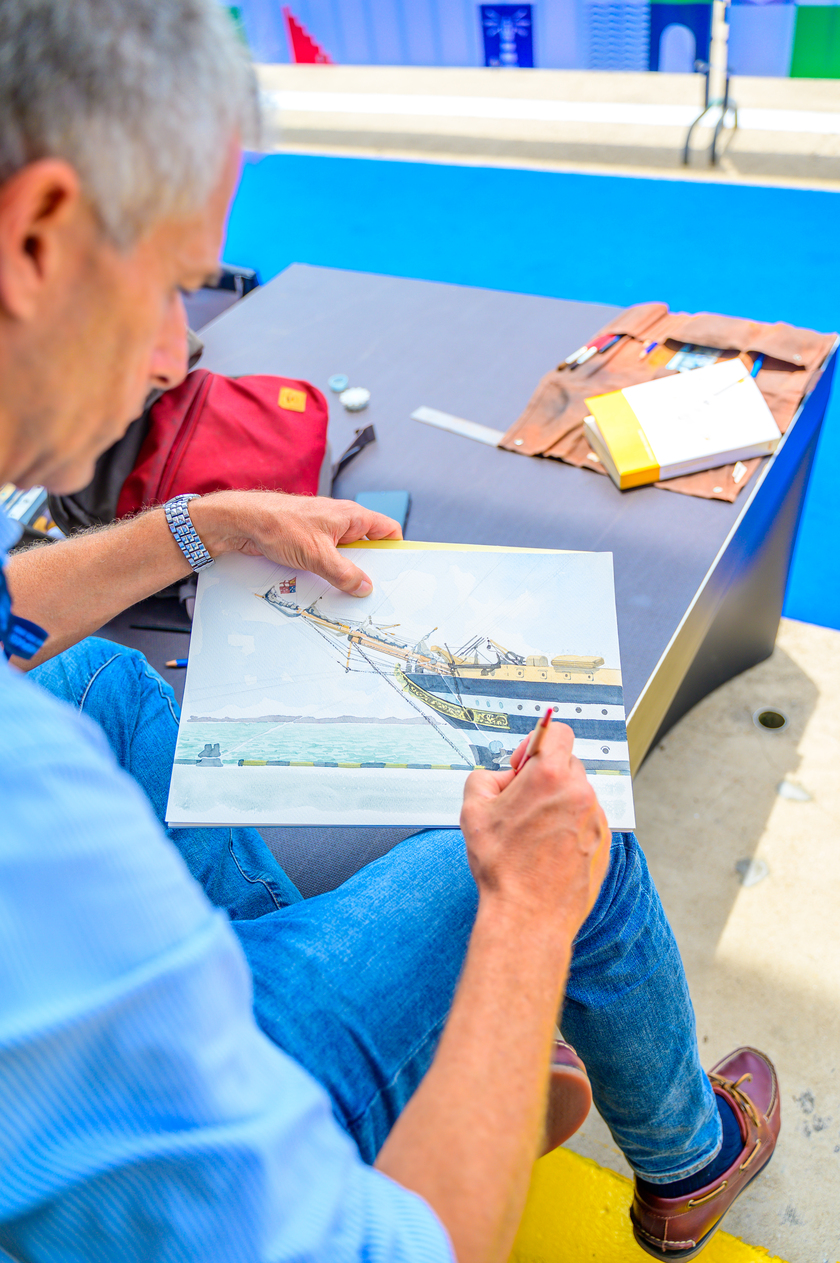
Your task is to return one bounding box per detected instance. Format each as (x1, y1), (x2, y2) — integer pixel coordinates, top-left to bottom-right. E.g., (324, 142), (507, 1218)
(260, 576), (301, 616)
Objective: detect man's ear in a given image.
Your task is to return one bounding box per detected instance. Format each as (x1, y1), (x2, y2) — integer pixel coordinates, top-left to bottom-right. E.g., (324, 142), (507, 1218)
(148, 290), (190, 392)
(0, 159), (83, 321)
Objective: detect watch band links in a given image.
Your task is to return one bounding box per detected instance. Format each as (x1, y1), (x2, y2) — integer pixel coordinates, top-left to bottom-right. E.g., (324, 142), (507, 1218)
(163, 494), (215, 572)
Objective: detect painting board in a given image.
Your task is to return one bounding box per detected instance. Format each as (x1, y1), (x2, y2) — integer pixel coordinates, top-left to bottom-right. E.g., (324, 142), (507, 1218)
(165, 542), (635, 830)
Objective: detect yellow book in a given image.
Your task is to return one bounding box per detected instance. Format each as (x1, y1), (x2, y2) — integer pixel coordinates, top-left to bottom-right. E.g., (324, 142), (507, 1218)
(584, 358), (781, 490)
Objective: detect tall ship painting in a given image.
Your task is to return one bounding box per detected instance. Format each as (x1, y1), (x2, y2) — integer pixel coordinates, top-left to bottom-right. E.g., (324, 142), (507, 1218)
(259, 579), (629, 777)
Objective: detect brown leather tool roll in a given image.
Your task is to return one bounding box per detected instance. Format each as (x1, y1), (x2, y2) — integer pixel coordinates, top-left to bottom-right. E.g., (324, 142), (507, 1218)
(499, 303), (836, 502)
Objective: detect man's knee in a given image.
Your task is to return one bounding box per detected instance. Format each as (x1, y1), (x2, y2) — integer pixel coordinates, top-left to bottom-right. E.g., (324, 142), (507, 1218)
(30, 637), (151, 711)
(574, 831), (648, 941)
(387, 827), (478, 939)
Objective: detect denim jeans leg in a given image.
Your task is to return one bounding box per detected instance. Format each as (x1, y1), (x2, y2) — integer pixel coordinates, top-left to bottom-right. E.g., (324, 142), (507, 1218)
(30, 637), (302, 917)
(233, 826), (478, 1164)
(234, 826), (719, 1183)
(561, 831), (721, 1183)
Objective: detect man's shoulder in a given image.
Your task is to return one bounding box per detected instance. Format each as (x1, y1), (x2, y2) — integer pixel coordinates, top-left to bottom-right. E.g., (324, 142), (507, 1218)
(0, 651), (149, 829)
(0, 651), (111, 764)
(0, 655), (212, 967)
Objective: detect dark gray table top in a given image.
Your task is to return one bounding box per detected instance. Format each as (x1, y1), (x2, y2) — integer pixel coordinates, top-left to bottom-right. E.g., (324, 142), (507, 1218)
(196, 264), (750, 712)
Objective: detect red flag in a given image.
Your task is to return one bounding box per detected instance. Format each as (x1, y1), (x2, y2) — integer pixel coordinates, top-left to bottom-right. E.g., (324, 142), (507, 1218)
(282, 7), (333, 64)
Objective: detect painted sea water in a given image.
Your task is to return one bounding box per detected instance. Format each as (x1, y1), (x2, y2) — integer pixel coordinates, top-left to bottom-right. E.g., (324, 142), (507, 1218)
(176, 720), (476, 767)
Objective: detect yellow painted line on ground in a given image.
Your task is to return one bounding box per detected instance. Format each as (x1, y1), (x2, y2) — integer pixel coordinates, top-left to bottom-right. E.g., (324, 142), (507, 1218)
(511, 1149), (788, 1263)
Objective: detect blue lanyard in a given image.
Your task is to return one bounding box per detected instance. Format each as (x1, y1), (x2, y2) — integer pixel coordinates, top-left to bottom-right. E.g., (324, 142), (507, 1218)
(0, 563), (48, 661)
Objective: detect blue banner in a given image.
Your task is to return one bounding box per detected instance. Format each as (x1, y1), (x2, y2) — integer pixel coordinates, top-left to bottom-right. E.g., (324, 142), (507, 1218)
(479, 4), (534, 68)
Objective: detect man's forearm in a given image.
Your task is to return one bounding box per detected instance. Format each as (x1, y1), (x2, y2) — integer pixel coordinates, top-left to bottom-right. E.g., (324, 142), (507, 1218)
(5, 491), (402, 670)
(375, 899), (571, 1263)
(6, 508), (193, 667)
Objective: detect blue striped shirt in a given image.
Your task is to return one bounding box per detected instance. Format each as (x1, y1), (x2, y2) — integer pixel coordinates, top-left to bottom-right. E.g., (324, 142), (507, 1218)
(0, 516), (452, 1262)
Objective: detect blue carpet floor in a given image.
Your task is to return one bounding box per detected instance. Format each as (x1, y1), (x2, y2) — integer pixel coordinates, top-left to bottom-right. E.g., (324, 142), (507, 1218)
(223, 154), (840, 630)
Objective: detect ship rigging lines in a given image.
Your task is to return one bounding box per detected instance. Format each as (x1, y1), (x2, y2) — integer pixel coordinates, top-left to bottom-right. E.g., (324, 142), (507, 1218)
(285, 606), (476, 767)
(349, 639), (476, 769)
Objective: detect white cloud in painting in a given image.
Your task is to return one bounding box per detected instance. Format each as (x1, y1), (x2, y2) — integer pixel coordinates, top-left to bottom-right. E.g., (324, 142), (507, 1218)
(228, 633), (255, 655)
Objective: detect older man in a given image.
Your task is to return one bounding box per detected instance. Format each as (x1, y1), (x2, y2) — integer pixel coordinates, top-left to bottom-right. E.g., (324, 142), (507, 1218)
(0, 3), (779, 1261)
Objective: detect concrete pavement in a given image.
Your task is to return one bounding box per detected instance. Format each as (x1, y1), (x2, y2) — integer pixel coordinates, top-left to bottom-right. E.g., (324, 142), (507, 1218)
(257, 64), (840, 189)
(566, 617), (840, 1262)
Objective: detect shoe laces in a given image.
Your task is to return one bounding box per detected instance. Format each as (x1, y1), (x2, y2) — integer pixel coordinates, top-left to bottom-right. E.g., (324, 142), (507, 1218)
(709, 1071), (759, 1128)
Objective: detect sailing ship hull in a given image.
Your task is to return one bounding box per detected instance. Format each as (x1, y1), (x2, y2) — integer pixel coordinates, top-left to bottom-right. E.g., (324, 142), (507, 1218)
(399, 669), (630, 774)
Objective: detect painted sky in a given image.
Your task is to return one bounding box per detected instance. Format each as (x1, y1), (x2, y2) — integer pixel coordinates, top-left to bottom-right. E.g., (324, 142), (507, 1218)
(181, 546), (622, 720)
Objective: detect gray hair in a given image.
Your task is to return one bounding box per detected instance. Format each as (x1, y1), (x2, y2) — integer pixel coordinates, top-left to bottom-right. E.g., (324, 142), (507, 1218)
(0, 0), (259, 247)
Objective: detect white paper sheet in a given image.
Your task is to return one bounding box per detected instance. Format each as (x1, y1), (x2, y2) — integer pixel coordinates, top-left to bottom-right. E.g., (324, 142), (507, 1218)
(166, 544), (635, 831)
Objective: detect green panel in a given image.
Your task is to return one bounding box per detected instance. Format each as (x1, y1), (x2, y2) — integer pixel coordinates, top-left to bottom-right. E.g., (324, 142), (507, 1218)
(227, 6), (248, 47)
(791, 6), (840, 79)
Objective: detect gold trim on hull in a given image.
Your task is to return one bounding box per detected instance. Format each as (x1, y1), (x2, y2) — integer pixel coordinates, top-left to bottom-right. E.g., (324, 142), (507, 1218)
(397, 668), (513, 728)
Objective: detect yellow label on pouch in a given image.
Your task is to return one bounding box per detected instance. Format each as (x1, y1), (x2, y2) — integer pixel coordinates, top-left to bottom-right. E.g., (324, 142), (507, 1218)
(278, 386), (306, 413)
(586, 389), (660, 489)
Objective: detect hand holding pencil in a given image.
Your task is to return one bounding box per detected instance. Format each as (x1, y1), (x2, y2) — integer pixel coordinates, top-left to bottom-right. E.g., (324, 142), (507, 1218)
(460, 711), (611, 939)
(513, 706), (554, 775)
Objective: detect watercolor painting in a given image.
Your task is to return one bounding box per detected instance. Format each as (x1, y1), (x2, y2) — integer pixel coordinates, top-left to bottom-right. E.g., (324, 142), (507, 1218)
(166, 544), (635, 829)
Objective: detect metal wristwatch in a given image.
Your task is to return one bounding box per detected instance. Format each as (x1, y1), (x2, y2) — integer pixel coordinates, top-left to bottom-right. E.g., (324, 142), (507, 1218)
(163, 494), (215, 572)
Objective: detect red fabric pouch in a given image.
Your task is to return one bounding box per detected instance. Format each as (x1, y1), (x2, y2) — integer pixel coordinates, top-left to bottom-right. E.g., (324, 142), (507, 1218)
(117, 369), (328, 516)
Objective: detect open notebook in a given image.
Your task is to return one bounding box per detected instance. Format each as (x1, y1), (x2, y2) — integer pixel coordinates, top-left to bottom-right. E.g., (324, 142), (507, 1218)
(165, 541), (635, 831)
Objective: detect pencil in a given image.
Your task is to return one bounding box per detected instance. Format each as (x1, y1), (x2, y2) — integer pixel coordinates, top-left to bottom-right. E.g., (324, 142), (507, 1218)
(165, 658), (188, 669)
(515, 706), (554, 775)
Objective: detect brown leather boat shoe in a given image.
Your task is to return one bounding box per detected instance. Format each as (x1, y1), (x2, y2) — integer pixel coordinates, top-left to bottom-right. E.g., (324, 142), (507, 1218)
(540, 1038), (592, 1156)
(631, 1046), (780, 1259)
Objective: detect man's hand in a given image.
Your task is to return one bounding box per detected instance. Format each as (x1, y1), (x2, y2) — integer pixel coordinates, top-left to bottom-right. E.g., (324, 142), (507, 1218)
(191, 489), (403, 597)
(461, 722), (611, 960)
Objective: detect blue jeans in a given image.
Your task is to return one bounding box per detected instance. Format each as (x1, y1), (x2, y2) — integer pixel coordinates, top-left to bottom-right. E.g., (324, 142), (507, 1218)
(32, 637), (720, 1183)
